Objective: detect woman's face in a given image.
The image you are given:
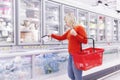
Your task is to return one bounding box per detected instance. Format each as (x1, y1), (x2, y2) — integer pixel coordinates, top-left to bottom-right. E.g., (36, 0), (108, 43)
(64, 18), (71, 28)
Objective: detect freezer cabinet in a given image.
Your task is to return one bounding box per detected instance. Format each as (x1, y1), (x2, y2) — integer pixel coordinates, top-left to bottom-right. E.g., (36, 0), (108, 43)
(0, 0), (15, 45)
(43, 1), (61, 44)
(105, 17), (113, 42)
(0, 55), (32, 80)
(17, 0), (41, 45)
(97, 15), (105, 42)
(88, 12), (97, 41)
(35, 52), (68, 79)
(77, 9), (89, 36)
(113, 19), (118, 42)
(62, 5), (77, 44)
(0, 49), (68, 80)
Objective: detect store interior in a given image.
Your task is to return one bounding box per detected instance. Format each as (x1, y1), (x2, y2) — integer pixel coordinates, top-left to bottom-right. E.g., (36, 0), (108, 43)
(0, 0), (120, 80)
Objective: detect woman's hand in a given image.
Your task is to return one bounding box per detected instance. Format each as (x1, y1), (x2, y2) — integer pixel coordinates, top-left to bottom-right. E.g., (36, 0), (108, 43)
(70, 29), (77, 36)
(48, 35), (51, 37)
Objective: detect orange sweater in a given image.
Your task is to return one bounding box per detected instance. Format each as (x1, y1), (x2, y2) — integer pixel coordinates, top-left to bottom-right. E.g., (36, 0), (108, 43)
(51, 25), (88, 55)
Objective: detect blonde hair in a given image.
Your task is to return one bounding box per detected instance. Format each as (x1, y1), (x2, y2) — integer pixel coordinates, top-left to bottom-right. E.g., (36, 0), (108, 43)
(64, 13), (76, 27)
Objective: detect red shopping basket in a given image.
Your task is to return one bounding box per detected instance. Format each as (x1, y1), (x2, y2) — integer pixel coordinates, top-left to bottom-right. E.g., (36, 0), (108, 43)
(72, 38), (104, 71)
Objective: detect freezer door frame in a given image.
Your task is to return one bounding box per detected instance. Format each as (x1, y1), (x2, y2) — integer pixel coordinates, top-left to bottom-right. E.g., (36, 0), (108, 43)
(0, 0), (16, 46)
(17, 0), (42, 45)
(112, 19), (119, 42)
(42, 0), (62, 45)
(77, 8), (89, 37)
(105, 16), (113, 43)
(62, 5), (77, 44)
(97, 14), (106, 42)
(88, 12), (98, 41)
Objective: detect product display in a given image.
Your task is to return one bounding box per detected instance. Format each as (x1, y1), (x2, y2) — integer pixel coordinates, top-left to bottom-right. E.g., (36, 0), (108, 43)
(105, 17), (113, 42)
(0, 56), (31, 80)
(78, 10), (88, 29)
(64, 6), (76, 32)
(97, 16), (105, 41)
(35, 52), (68, 78)
(44, 1), (60, 44)
(19, 0), (41, 44)
(89, 13), (97, 41)
(113, 20), (118, 41)
(0, 0), (14, 44)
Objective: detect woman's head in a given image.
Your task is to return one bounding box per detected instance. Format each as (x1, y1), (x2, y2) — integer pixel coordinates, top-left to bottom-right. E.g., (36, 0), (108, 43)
(64, 13), (76, 28)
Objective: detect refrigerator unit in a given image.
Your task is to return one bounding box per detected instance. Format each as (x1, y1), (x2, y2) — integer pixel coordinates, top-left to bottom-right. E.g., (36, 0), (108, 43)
(43, 1), (61, 44)
(63, 5), (77, 32)
(17, 0), (41, 45)
(97, 15), (105, 42)
(62, 5), (77, 44)
(0, 0), (15, 45)
(77, 9), (88, 35)
(0, 56), (32, 80)
(118, 20), (120, 42)
(113, 19), (118, 41)
(88, 12), (97, 41)
(105, 17), (113, 42)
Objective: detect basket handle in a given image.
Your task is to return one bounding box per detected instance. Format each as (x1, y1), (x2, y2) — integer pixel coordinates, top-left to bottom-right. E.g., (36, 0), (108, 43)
(87, 38), (95, 49)
(80, 38), (95, 51)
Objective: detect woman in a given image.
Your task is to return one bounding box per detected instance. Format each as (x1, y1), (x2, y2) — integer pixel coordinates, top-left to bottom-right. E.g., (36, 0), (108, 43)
(50, 13), (88, 80)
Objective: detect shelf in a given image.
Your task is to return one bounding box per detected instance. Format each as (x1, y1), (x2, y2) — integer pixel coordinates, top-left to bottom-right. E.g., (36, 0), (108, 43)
(20, 30), (38, 32)
(0, 2), (11, 6)
(89, 28), (97, 30)
(24, 18), (39, 22)
(46, 21), (59, 25)
(0, 15), (11, 19)
(26, 7), (39, 11)
(20, 30), (33, 32)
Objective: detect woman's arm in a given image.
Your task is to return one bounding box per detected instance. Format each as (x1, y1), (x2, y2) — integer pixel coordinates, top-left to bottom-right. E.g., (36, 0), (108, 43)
(51, 30), (69, 41)
(75, 26), (88, 44)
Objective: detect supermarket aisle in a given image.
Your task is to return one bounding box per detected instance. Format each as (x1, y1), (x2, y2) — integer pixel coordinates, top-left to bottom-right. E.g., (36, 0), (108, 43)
(34, 72), (70, 80)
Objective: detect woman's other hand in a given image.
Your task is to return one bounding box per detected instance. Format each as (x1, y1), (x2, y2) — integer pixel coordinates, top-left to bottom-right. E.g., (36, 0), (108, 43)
(70, 29), (77, 36)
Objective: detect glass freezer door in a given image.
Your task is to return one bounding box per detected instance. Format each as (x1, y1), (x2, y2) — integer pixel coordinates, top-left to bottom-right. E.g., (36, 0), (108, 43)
(63, 5), (77, 44)
(18, 0), (41, 45)
(63, 6), (77, 32)
(88, 12), (97, 41)
(118, 20), (120, 42)
(105, 17), (113, 42)
(78, 9), (88, 35)
(44, 1), (61, 44)
(113, 19), (118, 41)
(97, 15), (105, 42)
(0, 0), (15, 45)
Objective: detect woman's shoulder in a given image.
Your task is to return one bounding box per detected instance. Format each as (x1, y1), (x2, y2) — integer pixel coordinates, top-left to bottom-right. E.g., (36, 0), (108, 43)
(74, 25), (85, 30)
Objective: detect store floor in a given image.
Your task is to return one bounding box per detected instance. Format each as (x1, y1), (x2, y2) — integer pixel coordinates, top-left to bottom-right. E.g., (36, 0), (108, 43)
(44, 74), (70, 80)
(98, 70), (120, 80)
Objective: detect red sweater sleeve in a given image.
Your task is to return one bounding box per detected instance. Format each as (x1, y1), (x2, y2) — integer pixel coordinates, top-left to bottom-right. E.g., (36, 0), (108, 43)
(51, 30), (69, 41)
(75, 26), (88, 44)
